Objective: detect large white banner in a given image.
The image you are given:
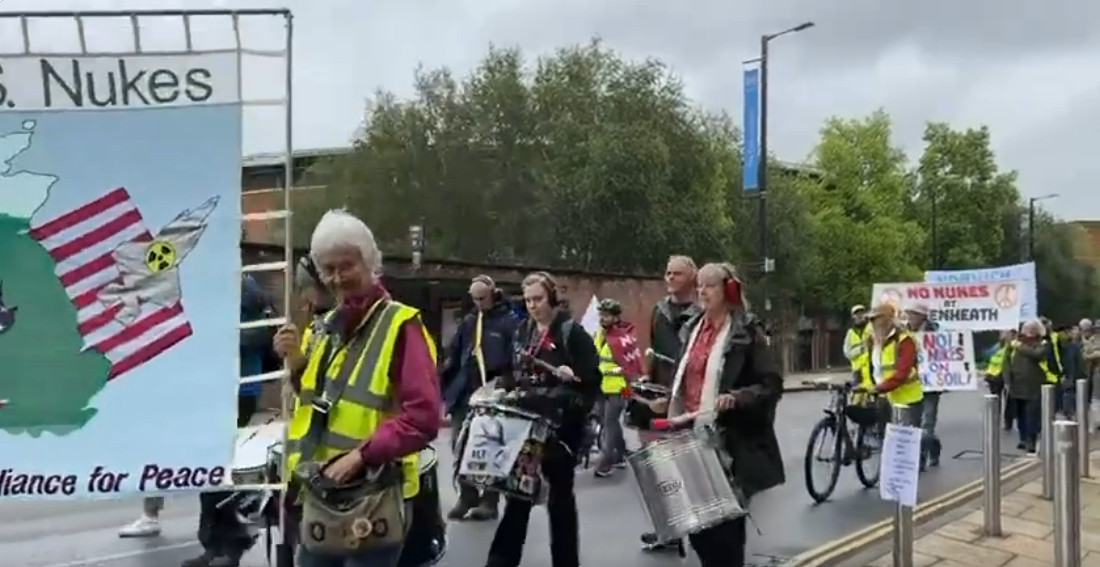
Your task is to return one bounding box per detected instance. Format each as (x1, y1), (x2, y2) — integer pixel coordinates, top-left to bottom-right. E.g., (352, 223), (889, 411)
(871, 281), (1022, 331)
(925, 262), (1037, 321)
(915, 331), (977, 392)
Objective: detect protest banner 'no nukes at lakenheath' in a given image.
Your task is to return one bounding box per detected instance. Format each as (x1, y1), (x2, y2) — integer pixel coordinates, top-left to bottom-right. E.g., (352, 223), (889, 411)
(871, 280), (1022, 332)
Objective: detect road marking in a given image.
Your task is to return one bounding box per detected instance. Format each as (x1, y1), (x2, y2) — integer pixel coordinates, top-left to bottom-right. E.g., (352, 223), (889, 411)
(788, 457), (1038, 567)
(39, 542), (197, 567)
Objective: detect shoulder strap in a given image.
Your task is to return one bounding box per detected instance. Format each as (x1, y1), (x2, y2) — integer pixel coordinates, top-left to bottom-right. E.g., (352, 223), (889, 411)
(299, 300), (397, 464)
(559, 319), (574, 362)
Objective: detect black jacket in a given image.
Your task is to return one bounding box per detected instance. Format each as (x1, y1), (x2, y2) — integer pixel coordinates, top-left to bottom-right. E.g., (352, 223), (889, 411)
(650, 297), (701, 387)
(677, 311), (785, 499)
(440, 300), (519, 412)
(503, 310), (602, 448)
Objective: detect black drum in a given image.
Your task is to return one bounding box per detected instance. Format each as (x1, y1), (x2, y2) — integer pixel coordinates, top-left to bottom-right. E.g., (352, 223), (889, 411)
(624, 382), (671, 430)
(398, 446), (446, 567)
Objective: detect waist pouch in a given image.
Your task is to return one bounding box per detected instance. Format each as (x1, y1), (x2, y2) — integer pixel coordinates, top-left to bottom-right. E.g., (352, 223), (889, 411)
(294, 458), (405, 555)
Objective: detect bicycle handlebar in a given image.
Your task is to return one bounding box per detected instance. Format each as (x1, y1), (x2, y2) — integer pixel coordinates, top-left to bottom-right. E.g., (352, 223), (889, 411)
(800, 379), (855, 392)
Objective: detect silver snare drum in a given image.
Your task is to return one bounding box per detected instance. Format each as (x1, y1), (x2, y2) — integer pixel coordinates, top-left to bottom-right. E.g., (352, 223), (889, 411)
(628, 428), (746, 543)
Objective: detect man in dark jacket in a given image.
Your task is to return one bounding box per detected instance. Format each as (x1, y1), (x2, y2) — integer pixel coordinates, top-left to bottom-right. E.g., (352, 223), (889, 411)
(642, 254), (701, 551)
(441, 275), (519, 521)
(649, 255), (701, 388)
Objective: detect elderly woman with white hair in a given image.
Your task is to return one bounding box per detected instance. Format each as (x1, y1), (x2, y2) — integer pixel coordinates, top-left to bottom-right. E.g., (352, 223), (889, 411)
(272, 210), (442, 567)
(646, 262), (784, 567)
(1004, 319), (1053, 454)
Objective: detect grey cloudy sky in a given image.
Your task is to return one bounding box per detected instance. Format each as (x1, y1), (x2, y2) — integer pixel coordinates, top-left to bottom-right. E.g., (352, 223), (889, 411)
(2, 0), (1098, 219)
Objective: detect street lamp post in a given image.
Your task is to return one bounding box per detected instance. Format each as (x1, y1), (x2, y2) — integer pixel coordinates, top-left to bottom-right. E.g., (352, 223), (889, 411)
(1027, 194), (1059, 260)
(758, 21), (814, 312)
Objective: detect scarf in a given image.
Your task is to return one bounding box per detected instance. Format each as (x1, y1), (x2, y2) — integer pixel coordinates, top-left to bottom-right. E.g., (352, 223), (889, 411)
(669, 315), (732, 426)
(602, 322), (645, 379)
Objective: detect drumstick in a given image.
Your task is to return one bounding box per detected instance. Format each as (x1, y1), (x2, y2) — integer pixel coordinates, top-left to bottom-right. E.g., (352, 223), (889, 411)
(530, 358), (577, 381)
(645, 348), (675, 364)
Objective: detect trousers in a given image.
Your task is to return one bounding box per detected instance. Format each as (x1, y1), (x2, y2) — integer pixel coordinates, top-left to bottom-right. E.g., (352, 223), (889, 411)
(1012, 397), (1041, 447)
(598, 394), (627, 465)
(485, 439), (579, 567)
(690, 515), (747, 567)
(196, 395), (258, 555)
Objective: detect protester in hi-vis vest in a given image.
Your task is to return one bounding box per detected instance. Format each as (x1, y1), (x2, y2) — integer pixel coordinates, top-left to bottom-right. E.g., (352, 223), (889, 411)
(1003, 319), (1050, 454)
(439, 275), (518, 521)
(843, 305), (870, 376)
(904, 303), (942, 469)
(591, 298), (644, 478)
(273, 210), (442, 567)
(984, 329), (1017, 431)
(1039, 317), (1066, 413)
(858, 303), (930, 464)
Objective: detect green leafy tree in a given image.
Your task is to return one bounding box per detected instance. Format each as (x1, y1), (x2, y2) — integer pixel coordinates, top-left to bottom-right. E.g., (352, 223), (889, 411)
(798, 110), (926, 312)
(300, 40), (735, 273)
(911, 123), (1021, 270)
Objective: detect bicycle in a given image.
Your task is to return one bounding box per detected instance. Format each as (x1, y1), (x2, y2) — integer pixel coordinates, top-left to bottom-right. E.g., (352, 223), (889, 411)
(802, 380), (882, 503)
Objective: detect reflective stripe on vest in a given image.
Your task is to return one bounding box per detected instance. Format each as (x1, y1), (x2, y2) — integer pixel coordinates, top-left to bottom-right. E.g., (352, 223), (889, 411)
(987, 346), (1007, 377)
(286, 300), (431, 499)
(861, 331), (923, 406)
(594, 330), (627, 395)
(846, 325), (869, 372)
(1038, 336), (1062, 383)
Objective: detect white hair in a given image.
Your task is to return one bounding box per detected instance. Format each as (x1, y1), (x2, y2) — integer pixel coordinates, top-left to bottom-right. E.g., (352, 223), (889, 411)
(1020, 319), (1044, 337)
(309, 209), (383, 273)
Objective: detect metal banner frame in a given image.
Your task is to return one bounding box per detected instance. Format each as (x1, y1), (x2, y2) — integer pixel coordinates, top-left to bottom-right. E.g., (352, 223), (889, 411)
(0, 3), (295, 528)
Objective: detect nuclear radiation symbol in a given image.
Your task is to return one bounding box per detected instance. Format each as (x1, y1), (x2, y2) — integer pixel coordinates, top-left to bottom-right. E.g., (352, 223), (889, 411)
(144, 240), (177, 273)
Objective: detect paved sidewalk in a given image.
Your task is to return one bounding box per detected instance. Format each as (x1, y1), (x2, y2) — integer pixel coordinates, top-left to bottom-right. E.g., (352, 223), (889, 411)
(862, 452), (1100, 567)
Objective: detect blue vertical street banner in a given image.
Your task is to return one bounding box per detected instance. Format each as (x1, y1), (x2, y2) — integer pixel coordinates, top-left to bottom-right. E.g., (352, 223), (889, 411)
(742, 66), (761, 193)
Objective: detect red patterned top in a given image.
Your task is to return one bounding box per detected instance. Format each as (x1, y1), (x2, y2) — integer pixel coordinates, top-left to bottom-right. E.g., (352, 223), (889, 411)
(682, 318), (720, 413)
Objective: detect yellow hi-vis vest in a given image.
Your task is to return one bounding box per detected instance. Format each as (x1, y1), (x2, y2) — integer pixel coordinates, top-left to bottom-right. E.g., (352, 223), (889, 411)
(861, 331), (924, 406)
(288, 300), (436, 499)
(844, 323), (870, 372)
(986, 345), (1009, 377)
(1039, 335), (1062, 384)
(593, 329), (627, 395)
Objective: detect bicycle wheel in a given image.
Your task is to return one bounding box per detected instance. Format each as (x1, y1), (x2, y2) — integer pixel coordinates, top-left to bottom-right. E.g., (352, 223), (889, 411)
(804, 418), (842, 504)
(854, 425), (881, 488)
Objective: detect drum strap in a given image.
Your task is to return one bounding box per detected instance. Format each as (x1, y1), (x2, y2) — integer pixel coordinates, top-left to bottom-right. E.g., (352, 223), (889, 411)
(299, 300), (389, 463)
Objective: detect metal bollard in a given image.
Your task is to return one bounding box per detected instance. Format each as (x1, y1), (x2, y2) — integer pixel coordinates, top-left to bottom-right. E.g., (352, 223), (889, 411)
(982, 394), (1002, 536)
(1053, 420), (1081, 567)
(1042, 384), (1057, 500)
(1077, 379), (1090, 478)
(892, 404), (915, 567)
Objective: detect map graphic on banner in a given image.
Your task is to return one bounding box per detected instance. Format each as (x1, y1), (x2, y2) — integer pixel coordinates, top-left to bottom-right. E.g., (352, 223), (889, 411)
(0, 52), (242, 499)
(915, 331), (977, 392)
(871, 281), (1022, 331)
(925, 262), (1037, 321)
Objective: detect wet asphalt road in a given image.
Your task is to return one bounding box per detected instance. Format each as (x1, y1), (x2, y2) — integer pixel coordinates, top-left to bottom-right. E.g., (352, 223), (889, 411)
(0, 390), (1025, 567)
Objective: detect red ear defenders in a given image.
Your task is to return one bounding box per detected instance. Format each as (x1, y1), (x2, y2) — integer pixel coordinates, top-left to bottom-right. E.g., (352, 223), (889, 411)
(719, 264), (742, 307)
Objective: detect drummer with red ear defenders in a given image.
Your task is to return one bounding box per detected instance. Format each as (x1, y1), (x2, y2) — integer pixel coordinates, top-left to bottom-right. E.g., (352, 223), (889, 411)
(647, 262), (785, 567)
(483, 272), (602, 567)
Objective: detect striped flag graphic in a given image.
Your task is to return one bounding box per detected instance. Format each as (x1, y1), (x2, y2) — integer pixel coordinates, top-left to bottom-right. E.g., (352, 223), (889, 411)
(27, 188), (193, 380)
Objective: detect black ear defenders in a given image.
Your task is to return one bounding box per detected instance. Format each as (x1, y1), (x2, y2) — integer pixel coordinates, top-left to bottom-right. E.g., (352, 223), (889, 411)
(473, 274), (504, 301)
(533, 271), (560, 307)
(299, 255), (323, 288)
